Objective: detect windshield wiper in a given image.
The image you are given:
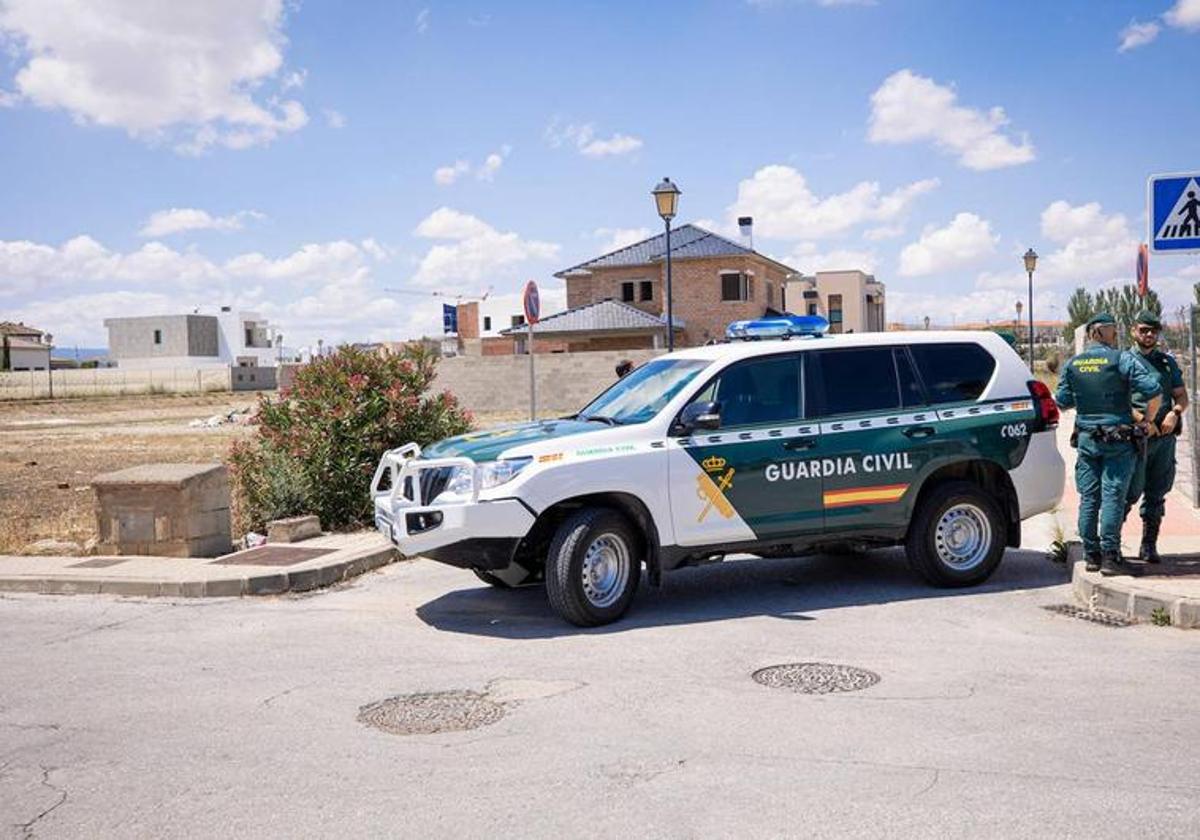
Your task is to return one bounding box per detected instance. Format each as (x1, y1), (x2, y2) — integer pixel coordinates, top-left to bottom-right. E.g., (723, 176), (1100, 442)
(579, 414), (622, 426)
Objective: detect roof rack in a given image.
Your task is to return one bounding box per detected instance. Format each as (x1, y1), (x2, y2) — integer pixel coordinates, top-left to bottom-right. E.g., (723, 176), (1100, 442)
(725, 314), (830, 341)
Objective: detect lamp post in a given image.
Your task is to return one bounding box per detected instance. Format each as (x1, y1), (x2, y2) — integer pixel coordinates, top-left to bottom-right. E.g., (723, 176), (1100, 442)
(1022, 248), (1038, 368)
(652, 177), (681, 351)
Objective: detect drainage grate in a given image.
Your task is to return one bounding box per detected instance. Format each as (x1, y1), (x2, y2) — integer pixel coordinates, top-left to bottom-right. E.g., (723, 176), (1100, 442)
(1043, 603), (1137, 628)
(211, 545), (334, 567)
(69, 557), (129, 568)
(357, 691), (505, 736)
(752, 663), (880, 694)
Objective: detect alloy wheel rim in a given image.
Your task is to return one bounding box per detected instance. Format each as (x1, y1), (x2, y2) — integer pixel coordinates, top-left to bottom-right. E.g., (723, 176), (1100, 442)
(934, 503), (991, 570)
(581, 533), (630, 608)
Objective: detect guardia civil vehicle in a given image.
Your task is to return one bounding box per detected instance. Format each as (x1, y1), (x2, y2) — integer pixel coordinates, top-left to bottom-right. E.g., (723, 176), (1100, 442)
(371, 316), (1065, 626)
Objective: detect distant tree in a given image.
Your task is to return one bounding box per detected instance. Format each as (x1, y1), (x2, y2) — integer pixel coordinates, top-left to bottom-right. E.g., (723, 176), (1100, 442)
(1063, 287), (1094, 341)
(1095, 285), (1161, 339)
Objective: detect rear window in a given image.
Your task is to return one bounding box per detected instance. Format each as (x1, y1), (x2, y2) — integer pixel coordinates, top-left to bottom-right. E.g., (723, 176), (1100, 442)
(909, 343), (995, 404)
(809, 347), (903, 416)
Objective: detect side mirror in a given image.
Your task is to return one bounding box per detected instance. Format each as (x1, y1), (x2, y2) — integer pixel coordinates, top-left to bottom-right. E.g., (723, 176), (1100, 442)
(676, 401), (721, 435)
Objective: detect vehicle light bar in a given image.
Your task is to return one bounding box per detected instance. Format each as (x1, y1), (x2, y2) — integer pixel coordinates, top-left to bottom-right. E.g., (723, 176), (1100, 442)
(725, 314), (830, 341)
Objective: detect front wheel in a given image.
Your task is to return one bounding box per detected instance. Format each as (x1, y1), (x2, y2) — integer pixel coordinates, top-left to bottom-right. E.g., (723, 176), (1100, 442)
(905, 480), (1005, 587)
(545, 508), (641, 626)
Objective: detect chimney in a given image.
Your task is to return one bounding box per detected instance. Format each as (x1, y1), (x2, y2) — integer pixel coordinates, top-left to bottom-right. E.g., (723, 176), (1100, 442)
(737, 216), (754, 250)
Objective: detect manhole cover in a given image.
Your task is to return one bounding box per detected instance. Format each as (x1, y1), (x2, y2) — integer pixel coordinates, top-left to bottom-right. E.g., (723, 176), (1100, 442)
(1043, 603), (1136, 628)
(752, 662), (880, 694)
(357, 691), (504, 735)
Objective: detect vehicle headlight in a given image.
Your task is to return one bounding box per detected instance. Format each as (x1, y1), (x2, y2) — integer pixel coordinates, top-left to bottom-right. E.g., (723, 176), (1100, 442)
(437, 457), (532, 502)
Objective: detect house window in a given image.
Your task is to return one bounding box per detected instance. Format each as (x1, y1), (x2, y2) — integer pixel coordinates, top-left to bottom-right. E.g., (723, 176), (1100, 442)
(511, 315), (526, 328)
(828, 294), (844, 334)
(621, 282), (635, 303)
(639, 281), (653, 302)
(483, 316), (492, 331)
(245, 327), (254, 347)
(807, 303), (818, 316)
(153, 329), (162, 345)
(766, 282), (775, 309)
(720, 272), (753, 302)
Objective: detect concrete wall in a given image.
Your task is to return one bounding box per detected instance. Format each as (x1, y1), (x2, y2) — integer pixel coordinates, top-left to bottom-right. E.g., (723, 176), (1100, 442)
(0, 366), (233, 400)
(434, 349), (664, 415)
(105, 315), (219, 365)
(7, 346), (51, 371)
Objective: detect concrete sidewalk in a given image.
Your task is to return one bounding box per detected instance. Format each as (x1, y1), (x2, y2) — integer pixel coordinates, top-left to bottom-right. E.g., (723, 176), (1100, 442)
(0, 531), (397, 597)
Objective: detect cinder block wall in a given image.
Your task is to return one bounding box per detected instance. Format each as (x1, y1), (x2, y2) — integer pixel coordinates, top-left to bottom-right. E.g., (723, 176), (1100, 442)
(433, 349), (664, 415)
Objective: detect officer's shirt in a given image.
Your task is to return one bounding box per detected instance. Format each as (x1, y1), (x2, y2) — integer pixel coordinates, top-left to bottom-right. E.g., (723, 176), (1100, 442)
(1130, 346), (1185, 426)
(1054, 341), (1162, 428)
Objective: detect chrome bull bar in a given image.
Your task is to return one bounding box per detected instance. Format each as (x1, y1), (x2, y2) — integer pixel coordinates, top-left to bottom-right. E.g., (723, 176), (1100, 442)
(370, 443), (479, 507)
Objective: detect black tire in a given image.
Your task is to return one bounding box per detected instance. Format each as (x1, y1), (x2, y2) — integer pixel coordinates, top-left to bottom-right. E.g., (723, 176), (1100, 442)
(545, 508), (642, 627)
(905, 480), (1006, 587)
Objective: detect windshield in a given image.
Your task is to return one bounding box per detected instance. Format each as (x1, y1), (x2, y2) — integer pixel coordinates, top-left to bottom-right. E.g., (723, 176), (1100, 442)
(577, 358), (710, 425)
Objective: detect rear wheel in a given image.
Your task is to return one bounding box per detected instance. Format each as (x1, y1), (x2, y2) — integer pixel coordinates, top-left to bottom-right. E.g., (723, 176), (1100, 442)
(905, 480), (1005, 587)
(545, 508), (641, 626)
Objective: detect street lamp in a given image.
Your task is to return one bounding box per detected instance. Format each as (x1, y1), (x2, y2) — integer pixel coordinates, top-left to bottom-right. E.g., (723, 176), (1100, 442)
(652, 177), (681, 351)
(1022, 248), (1038, 368)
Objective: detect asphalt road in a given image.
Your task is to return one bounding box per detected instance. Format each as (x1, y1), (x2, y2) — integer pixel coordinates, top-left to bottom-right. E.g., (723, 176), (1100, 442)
(3, 549), (1199, 839)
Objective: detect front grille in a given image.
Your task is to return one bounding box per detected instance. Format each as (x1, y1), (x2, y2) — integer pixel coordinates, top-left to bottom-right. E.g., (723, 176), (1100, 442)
(418, 466), (454, 504)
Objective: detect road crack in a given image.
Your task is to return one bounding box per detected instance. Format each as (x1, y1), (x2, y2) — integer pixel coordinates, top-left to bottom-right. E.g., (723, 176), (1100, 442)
(15, 765), (67, 839)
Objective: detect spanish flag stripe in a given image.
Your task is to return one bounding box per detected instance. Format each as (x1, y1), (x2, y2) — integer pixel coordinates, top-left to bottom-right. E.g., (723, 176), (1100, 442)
(823, 483), (909, 508)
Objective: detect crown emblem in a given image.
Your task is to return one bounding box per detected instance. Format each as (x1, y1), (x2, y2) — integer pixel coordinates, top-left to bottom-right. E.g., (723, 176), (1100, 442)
(702, 455), (727, 473)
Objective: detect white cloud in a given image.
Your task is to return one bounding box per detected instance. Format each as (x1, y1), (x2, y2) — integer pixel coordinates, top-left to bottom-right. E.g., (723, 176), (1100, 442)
(476, 145), (510, 181)
(0, 88), (17, 107)
(432, 146), (510, 185)
(868, 69), (1035, 170)
(434, 160), (470, 185)
(1036, 200), (1138, 285)
(324, 109), (346, 129)
(138, 208), (264, 238)
(726, 164), (938, 240)
(863, 224), (905, 241)
(887, 287), (1062, 328)
(359, 238), (389, 261)
(1118, 20), (1161, 51)
(593, 227), (653, 253)
(1165, 0), (1200, 29)
(415, 8), (430, 34)
(411, 208), (559, 289)
(0, 0), (309, 154)
(783, 242), (878, 274)
(898, 212), (999, 277)
(546, 120), (643, 158)
(281, 69), (307, 91)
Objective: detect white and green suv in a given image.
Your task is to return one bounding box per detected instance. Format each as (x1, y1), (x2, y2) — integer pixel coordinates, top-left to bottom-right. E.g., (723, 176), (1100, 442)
(372, 329), (1065, 626)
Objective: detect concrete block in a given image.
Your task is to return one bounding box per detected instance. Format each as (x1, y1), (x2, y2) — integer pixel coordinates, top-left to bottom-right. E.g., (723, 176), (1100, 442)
(1094, 584), (1132, 615)
(203, 578), (245, 597)
(317, 561), (350, 587)
(93, 463), (232, 557)
(245, 573), (289, 595)
(0, 577), (48, 593)
(1130, 592), (1174, 622)
(267, 515), (322, 544)
(1173, 599), (1200, 629)
(43, 578), (103, 595)
(99, 579), (161, 597)
(287, 567), (322, 592)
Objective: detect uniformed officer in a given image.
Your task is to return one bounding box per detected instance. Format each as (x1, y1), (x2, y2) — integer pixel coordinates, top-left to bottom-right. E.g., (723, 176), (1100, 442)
(1124, 309), (1190, 563)
(1055, 313), (1162, 576)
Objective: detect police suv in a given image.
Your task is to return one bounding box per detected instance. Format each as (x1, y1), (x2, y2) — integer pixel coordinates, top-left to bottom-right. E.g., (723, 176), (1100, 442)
(371, 316), (1065, 626)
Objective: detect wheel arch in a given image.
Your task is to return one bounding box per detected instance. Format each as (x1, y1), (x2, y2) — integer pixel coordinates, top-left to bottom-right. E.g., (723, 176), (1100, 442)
(905, 459), (1020, 548)
(515, 492), (664, 585)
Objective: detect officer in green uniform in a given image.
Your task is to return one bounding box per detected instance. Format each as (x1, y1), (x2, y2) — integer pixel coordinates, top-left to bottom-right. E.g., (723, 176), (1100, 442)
(1124, 309), (1190, 563)
(1055, 313), (1162, 576)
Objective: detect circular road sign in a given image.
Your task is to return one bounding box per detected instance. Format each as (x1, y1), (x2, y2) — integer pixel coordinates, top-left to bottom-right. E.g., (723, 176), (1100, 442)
(523, 280), (541, 325)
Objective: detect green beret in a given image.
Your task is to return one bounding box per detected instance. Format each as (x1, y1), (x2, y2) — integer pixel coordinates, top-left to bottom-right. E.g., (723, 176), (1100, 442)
(1086, 312), (1115, 328)
(1133, 309), (1162, 329)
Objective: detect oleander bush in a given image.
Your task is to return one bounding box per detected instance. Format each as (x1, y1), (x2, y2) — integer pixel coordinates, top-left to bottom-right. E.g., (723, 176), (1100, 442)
(229, 343), (472, 533)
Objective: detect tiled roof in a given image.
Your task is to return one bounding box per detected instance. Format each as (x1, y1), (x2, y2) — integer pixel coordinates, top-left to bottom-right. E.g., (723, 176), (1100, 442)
(502, 298), (684, 335)
(555, 224), (795, 277)
(0, 321), (44, 338)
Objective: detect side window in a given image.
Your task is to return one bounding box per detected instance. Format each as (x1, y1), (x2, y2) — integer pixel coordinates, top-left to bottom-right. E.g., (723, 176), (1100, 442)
(909, 343), (996, 404)
(895, 348), (925, 408)
(809, 347), (902, 417)
(621, 282), (635, 302)
(692, 355), (801, 428)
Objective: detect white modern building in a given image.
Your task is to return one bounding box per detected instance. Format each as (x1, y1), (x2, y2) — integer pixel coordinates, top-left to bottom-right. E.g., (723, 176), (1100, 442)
(1, 321), (52, 371)
(104, 308), (281, 369)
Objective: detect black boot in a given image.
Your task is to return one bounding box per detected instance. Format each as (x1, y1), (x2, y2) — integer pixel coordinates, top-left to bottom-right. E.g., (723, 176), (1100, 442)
(1139, 519), (1162, 564)
(1085, 553), (1102, 572)
(1100, 550), (1127, 577)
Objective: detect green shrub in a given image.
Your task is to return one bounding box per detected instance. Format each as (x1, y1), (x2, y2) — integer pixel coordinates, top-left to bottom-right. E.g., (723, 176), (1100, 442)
(228, 344), (472, 532)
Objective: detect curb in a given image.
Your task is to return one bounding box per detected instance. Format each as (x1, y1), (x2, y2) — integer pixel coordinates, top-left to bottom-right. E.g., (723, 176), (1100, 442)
(1067, 546), (1200, 629)
(0, 545), (398, 598)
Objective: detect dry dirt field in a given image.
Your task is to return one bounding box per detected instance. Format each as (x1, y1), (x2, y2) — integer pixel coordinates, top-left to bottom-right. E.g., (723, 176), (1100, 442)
(0, 393), (260, 554)
(0, 392), (525, 555)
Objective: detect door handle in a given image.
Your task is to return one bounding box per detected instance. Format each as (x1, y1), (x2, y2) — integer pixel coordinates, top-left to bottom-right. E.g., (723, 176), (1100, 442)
(783, 437), (817, 451)
(903, 425), (936, 439)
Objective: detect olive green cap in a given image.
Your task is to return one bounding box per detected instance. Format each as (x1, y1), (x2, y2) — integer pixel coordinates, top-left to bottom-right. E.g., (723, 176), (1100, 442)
(1086, 312), (1116, 328)
(1133, 309), (1162, 329)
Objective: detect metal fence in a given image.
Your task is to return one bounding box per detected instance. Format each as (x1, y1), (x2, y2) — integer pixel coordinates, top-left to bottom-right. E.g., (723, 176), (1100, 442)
(0, 366), (234, 400)
(1184, 305), (1199, 508)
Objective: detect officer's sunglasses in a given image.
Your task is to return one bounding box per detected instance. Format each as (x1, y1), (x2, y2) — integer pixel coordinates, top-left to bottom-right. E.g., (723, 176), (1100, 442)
(1135, 325), (1160, 335)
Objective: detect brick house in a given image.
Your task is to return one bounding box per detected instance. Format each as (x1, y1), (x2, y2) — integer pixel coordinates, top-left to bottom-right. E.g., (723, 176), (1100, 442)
(555, 223), (798, 348)
(1, 321), (52, 371)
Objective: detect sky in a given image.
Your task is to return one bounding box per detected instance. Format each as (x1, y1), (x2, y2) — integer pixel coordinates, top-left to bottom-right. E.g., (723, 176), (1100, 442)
(3, 0), (1200, 350)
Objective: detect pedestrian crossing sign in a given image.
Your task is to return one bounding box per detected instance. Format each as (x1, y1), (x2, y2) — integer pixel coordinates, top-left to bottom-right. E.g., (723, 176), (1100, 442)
(1149, 173), (1200, 254)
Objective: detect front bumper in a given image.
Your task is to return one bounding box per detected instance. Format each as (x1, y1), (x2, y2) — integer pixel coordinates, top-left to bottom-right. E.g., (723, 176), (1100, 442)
(370, 444), (537, 565)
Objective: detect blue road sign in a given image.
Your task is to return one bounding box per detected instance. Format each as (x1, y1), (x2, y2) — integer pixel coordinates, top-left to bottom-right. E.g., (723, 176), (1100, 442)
(1149, 172), (1200, 255)
(442, 303), (458, 334)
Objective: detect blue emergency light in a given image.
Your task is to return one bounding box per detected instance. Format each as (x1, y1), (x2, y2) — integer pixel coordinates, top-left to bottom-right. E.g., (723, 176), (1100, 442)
(725, 314), (830, 341)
